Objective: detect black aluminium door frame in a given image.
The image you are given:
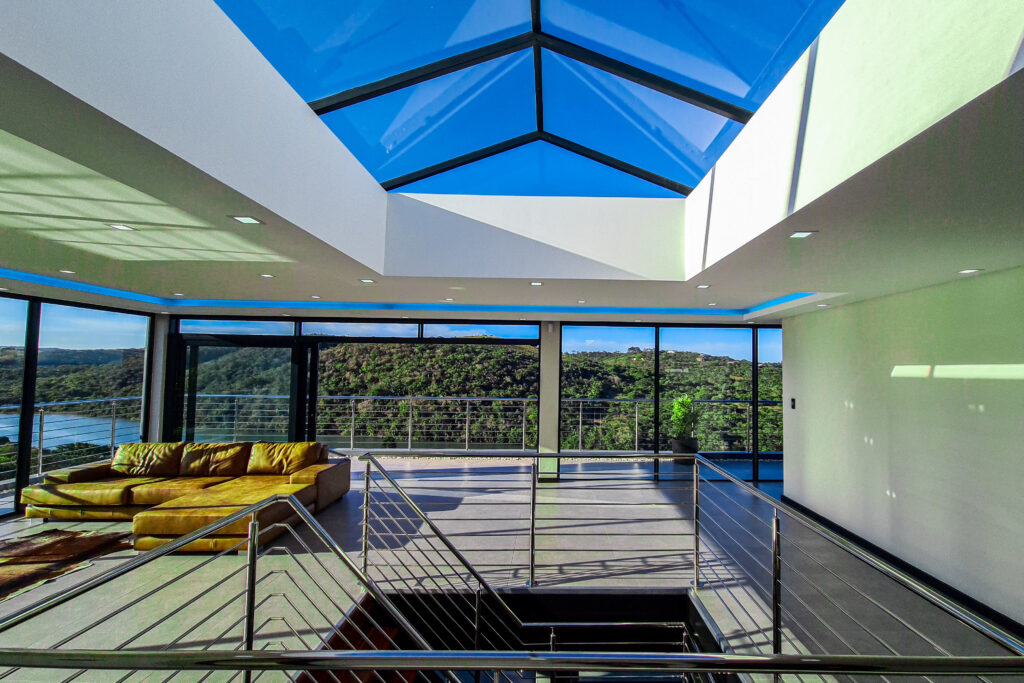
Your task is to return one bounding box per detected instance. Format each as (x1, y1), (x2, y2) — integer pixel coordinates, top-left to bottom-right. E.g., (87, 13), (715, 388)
(166, 333), (314, 443)
(558, 321), (781, 481)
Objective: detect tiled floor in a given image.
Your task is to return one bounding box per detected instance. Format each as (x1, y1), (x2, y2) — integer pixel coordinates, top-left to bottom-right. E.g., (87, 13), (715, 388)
(0, 456), (1016, 683)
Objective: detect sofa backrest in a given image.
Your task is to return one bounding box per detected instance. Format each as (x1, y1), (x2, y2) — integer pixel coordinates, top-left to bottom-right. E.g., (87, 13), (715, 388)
(112, 441), (330, 478)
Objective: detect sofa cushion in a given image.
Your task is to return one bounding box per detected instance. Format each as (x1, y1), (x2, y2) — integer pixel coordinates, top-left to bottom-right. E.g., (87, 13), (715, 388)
(129, 477), (234, 506)
(111, 442), (184, 476)
(246, 442), (320, 475)
(180, 442), (251, 477)
(21, 478), (167, 507)
(43, 462), (111, 484)
(132, 480), (316, 537)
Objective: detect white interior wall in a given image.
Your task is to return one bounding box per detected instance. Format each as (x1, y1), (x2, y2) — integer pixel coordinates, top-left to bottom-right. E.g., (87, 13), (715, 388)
(783, 266), (1024, 617)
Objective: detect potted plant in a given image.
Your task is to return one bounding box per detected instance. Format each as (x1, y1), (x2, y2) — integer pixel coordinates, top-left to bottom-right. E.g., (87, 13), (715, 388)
(669, 395), (701, 455)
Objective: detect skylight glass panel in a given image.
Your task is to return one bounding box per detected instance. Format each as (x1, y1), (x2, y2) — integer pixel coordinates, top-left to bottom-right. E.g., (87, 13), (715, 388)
(543, 51), (742, 190)
(399, 141), (679, 197)
(321, 50), (536, 182)
(541, 0), (845, 109)
(215, 0), (531, 101)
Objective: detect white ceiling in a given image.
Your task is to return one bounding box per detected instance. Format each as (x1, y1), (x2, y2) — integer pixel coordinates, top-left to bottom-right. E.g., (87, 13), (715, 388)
(0, 15), (1021, 324)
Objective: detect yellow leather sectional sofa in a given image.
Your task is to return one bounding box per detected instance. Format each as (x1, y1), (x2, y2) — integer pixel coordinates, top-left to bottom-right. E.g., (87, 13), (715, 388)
(20, 441), (350, 551)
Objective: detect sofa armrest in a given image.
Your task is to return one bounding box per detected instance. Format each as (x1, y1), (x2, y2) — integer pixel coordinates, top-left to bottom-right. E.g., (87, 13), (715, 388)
(290, 458), (351, 512)
(43, 462), (112, 484)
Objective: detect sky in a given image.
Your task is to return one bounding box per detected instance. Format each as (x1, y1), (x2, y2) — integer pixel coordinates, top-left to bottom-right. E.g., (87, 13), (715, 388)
(0, 298), (149, 349)
(2, 301), (782, 361)
(562, 325), (782, 362)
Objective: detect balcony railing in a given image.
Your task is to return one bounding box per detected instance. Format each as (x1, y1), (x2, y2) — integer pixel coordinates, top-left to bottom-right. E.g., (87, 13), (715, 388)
(0, 396), (142, 491)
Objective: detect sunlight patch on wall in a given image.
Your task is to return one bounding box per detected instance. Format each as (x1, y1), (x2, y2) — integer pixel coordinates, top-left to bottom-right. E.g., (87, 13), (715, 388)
(891, 364), (1024, 380)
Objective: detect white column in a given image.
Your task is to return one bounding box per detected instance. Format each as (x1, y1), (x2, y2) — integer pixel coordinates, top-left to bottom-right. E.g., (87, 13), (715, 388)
(537, 321), (561, 478)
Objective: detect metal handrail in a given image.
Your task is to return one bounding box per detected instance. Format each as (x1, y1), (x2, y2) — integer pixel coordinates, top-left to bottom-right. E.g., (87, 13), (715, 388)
(0, 493), (432, 654)
(361, 453), (527, 631)
(693, 454), (1024, 656)
(0, 649), (1021, 675)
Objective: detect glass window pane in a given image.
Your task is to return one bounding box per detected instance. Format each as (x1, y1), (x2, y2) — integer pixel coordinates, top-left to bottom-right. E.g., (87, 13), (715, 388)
(302, 322), (418, 338)
(422, 324), (539, 339)
(0, 297), (28, 513)
(658, 327), (752, 469)
(36, 304), (149, 476)
(399, 140), (680, 197)
(184, 344), (292, 443)
(543, 50), (742, 188)
(179, 319), (295, 335)
(561, 326), (655, 451)
(216, 0), (531, 101)
(542, 0), (844, 109)
(322, 50), (536, 182)
(316, 342), (538, 449)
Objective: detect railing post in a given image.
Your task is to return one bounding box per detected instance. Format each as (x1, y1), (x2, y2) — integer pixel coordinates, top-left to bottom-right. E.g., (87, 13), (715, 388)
(529, 458), (537, 586)
(522, 400), (527, 450)
(362, 460), (371, 574)
(634, 401), (639, 452)
(465, 400), (470, 450)
(407, 398), (413, 450)
(350, 398), (355, 450)
(242, 514), (259, 683)
(36, 409), (44, 477)
(109, 400), (117, 457)
(473, 585), (482, 649)
(578, 401), (583, 452)
(692, 461), (700, 588)
(772, 508), (782, 655)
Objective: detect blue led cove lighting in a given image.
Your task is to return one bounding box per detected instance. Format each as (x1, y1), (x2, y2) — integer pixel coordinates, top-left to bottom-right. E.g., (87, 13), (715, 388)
(0, 267), (812, 316)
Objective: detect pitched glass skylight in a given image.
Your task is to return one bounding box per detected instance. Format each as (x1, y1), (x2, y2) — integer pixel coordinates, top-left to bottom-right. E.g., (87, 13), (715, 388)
(217, 0), (844, 196)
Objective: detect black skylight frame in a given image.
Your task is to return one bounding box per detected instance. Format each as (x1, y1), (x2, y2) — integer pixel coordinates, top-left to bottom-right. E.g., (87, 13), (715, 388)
(306, 0), (754, 196)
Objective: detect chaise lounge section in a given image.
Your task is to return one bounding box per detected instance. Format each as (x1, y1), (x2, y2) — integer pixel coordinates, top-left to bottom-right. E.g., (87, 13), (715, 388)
(20, 441), (350, 551)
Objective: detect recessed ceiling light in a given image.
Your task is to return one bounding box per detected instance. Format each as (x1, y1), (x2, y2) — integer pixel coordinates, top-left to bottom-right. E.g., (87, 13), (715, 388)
(696, 284), (710, 289)
(232, 216), (262, 224)
(816, 303), (829, 308)
(160, 311), (170, 314)
(173, 292), (184, 297)
(530, 282), (543, 286)
(519, 317), (526, 321)
(108, 223), (135, 231)
(59, 269), (76, 274)
(259, 273), (274, 278)
(360, 279), (375, 284)
(282, 313), (291, 317)
(0, 287), (8, 292)
(444, 297), (454, 302)
(577, 300), (586, 304)
(310, 295), (321, 299)
(634, 319), (642, 323)
(708, 302), (717, 306)
(448, 286), (465, 291)
(401, 316), (409, 319)
(789, 231), (817, 239)
(957, 268), (982, 275)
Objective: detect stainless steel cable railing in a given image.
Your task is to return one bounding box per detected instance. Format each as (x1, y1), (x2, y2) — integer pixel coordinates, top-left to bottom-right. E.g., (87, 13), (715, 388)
(0, 494), (451, 683)
(360, 454), (528, 682)
(691, 454), (1024, 669)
